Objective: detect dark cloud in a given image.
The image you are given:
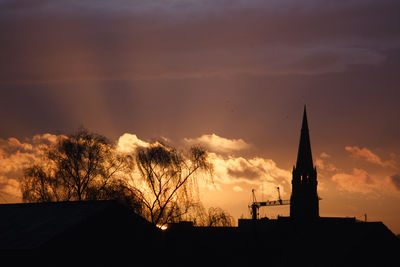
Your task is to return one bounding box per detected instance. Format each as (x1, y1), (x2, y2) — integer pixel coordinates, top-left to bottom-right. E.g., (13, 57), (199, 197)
(1, 0), (400, 83)
(227, 167), (260, 181)
(390, 174), (400, 191)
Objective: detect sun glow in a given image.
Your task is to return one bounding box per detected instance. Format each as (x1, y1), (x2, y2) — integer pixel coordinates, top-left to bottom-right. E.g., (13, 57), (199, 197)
(157, 225), (168, 231)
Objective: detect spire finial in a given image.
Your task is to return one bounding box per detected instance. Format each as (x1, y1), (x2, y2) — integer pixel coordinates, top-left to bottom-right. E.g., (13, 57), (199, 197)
(302, 105), (308, 130)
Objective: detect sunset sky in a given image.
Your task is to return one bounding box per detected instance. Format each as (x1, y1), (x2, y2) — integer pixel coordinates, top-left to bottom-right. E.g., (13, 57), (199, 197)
(1, 0), (400, 233)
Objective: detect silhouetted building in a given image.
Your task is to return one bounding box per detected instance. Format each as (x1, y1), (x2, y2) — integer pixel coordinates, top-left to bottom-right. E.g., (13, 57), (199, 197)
(0, 201), (161, 266)
(169, 218), (399, 267)
(0, 201), (398, 267)
(290, 105), (319, 219)
(233, 106), (400, 266)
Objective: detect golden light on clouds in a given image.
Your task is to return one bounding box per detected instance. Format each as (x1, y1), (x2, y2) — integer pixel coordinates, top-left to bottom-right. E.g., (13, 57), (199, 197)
(207, 153), (291, 196)
(1, 133), (399, 203)
(184, 134), (251, 153)
(0, 134), (61, 201)
(315, 153), (338, 172)
(114, 133), (291, 198)
(332, 168), (375, 194)
(1, 132), (400, 232)
(332, 167), (400, 196)
(345, 146), (397, 168)
(116, 133), (150, 153)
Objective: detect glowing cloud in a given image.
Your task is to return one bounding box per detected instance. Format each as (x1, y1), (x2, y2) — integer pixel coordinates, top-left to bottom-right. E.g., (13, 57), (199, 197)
(320, 152), (331, 159)
(233, 186), (243, 192)
(332, 168), (374, 194)
(332, 168), (400, 195)
(345, 146), (396, 168)
(116, 133), (150, 153)
(315, 152), (337, 172)
(207, 152), (291, 198)
(0, 134), (60, 202)
(184, 134), (250, 153)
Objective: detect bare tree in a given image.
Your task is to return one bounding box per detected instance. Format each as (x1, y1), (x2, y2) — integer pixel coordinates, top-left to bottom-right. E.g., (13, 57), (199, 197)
(21, 130), (222, 225)
(134, 143), (212, 226)
(21, 129), (140, 211)
(21, 164), (60, 202)
(203, 207), (234, 227)
(188, 205), (235, 227)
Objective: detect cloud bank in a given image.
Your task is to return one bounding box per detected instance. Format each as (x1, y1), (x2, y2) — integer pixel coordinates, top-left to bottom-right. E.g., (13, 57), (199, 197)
(0, 134), (60, 202)
(0, 132), (290, 202)
(345, 146), (396, 168)
(184, 134), (250, 153)
(332, 168), (375, 194)
(116, 133), (150, 153)
(2, 132), (399, 204)
(209, 153), (291, 197)
(117, 132), (289, 198)
(332, 168), (400, 195)
(1, 0), (399, 83)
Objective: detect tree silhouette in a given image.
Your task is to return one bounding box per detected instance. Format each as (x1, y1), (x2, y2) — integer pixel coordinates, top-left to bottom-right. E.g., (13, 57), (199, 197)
(133, 143), (212, 226)
(186, 205), (234, 227)
(21, 129), (141, 212)
(202, 207), (234, 227)
(20, 130), (233, 226)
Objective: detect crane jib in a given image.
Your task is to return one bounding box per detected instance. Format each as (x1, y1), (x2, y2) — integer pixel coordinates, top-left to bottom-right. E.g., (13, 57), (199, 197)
(257, 200), (290, 207)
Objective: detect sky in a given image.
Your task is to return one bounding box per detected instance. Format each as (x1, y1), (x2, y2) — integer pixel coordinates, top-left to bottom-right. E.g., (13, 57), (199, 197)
(1, 0), (400, 233)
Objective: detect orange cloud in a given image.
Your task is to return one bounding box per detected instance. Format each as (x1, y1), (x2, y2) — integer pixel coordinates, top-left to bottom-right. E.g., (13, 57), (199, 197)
(332, 168), (375, 194)
(0, 134), (60, 202)
(116, 133), (150, 153)
(233, 186), (244, 192)
(332, 168), (400, 196)
(207, 153), (291, 198)
(320, 152), (331, 159)
(184, 134), (250, 153)
(115, 133), (288, 198)
(316, 152), (338, 172)
(345, 146), (396, 168)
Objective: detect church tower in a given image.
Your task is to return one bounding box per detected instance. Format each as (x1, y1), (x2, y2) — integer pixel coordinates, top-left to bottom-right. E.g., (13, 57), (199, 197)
(290, 106), (319, 220)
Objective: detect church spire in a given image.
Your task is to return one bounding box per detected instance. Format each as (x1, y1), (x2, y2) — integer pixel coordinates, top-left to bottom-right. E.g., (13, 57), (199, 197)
(290, 105), (319, 220)
(295, 105), (314, 174)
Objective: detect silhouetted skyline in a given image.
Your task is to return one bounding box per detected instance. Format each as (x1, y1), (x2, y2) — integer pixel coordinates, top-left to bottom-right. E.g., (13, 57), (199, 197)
(1, 1), (400, 234)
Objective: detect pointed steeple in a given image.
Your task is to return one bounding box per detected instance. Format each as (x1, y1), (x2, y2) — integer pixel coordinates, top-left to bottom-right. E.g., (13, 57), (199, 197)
(301, 105), (309, 131)
(290, 105), (319, 220)
(295, 105), (314, 174)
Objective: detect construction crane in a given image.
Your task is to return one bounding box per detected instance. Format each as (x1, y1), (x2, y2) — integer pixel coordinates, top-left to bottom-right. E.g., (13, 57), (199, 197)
(249, 187), (290, 220)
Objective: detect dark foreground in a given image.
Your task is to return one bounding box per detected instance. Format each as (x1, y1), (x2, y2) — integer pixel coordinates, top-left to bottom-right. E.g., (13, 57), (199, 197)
(0, 201), (398, 267)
